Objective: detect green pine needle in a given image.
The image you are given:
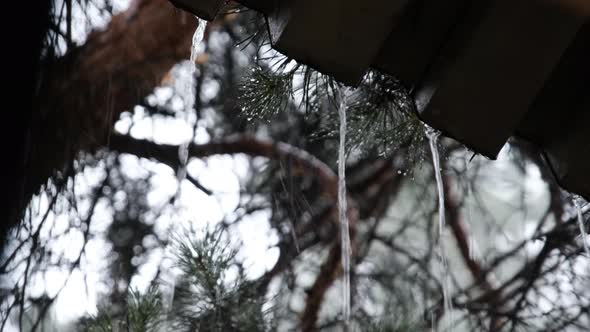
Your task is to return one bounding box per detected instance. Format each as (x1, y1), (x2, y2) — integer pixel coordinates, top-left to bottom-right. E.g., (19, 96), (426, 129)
(238, 66), (294, 121)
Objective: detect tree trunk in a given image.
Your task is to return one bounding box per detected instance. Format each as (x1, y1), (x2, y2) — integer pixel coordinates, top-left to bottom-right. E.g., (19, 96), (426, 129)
(1, 0), (52, 249)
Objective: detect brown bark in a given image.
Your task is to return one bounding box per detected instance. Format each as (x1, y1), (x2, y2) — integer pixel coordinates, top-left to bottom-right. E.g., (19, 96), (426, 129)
(24, 0), (198, 224)
(109, 133), (342, 201)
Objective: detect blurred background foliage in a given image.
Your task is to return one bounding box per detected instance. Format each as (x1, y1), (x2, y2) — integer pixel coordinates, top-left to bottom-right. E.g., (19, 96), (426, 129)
(1, 0), (589, 331)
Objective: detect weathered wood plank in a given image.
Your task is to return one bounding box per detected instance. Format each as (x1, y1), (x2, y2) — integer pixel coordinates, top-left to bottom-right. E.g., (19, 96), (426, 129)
(266, 0), (408, 85)
(419, 0), (588, 158)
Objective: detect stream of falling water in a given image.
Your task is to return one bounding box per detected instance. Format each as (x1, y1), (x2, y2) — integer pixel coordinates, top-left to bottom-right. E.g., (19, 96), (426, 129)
(426, 127), (454, 330)
(338, 86), (351, 327)
(464, 161), (479, 263)
(177, 19), (208, 184)
(573, 195), (590, 260)
(166, 17), (208, 315)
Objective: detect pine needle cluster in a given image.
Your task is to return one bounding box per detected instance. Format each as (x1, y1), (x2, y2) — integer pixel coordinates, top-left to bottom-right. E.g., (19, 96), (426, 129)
(329, 72), (429, 163)
(169, 228), (269, 331)
(238, 66), (294, 121)
(78, 286), (164, 332)
(78, 227), (271, 332)
(238, 60), (430, 166)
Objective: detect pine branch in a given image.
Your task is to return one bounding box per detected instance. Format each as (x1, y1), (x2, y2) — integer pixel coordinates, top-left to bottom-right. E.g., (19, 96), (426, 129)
(79, 286), (164, 332)
(170, 227), (269, 331)
(238, 66), (294, 121)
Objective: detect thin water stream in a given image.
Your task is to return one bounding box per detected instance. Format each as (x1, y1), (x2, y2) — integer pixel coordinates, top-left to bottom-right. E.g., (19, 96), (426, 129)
(338, 86), (351, 326)
(177, 19), (207, 184)
(426, 127), (454, 330)
(573, 196), (589, 260)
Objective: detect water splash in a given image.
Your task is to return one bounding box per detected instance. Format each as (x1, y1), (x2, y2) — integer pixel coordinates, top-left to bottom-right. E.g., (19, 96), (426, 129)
(431, 310), (436, 332)
(177, 19), (208, 184)
(466, 193), (479, 262)
(425, 126), (454, 330)
(338, 86), (351, 326)
(464, 166), (479, 263)
(573, 195), (590, 259)
(468, 236), (480, 262)
(277, 169), (301, 253)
